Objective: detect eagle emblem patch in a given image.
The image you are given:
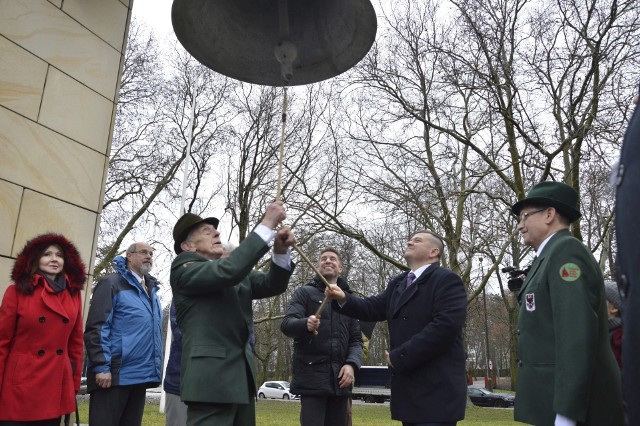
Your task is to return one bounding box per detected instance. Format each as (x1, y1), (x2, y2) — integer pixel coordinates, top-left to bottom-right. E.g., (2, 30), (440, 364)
(525, 293), (535, 311)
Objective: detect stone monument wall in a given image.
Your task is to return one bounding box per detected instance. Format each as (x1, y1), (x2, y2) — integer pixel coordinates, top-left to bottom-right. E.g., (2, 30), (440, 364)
(0, 0), (133, 316)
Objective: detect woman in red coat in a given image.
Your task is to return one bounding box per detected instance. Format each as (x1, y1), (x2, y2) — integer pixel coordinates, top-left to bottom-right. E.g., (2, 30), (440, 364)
(0, 234), (86, 425)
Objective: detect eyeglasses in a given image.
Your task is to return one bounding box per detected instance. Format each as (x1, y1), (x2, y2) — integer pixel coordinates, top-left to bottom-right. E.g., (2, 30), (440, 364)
(133, 250), (154, 257)
(517, 208), (546, 223)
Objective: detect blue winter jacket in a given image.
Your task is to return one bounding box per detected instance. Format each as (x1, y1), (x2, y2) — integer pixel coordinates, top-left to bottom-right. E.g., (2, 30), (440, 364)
(84, 256), (163, 392)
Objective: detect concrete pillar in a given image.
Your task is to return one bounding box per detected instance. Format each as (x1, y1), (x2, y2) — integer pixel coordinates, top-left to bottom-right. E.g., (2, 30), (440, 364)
(0, 0), (133, 315)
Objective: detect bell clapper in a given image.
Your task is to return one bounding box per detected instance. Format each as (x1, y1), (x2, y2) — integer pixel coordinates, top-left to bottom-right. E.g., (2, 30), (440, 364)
(274, 40), (298, 84)
(274, 0), (297, 84)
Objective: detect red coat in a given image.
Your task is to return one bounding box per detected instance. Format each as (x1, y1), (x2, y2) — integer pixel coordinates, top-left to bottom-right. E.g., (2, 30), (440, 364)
(0, 277), (84, 420)
(0, 233), (86, 421)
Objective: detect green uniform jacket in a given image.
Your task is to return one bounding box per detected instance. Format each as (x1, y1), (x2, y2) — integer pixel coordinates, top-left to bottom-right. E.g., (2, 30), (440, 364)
(170, 232), (293, 405)
(515, 230), (623, 425)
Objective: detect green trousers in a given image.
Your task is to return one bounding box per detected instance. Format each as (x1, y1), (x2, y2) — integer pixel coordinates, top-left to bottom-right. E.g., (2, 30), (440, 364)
(186, 398), (256, 426)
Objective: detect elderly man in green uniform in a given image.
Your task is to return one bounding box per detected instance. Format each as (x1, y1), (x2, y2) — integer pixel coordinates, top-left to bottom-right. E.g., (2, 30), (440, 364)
(170, 202), (295, 426)
(511, 181), (623, 426)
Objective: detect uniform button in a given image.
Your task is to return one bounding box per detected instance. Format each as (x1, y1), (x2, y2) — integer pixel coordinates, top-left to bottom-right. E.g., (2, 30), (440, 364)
(518, 360), (523, 367)
(616, 163), (625, 187)
(39, 316), (46, 323)
(56, 349), (64, 355)
(402, 316), (408, 321)
(516, 329), (520, 335)
(38, 349), (45, 356)
(62, 318), (69, 324)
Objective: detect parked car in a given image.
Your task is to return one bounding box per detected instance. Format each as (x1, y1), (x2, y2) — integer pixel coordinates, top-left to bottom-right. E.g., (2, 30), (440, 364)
(257, 381), (298, 400)
(468, 387), (515, 408)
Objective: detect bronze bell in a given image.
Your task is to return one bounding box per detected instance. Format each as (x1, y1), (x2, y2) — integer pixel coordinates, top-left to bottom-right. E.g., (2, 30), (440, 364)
(171, 0), (377, 86)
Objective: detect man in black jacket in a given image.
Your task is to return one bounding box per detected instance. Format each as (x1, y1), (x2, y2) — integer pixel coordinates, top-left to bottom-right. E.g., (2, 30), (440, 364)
(281, 248), (363, 426)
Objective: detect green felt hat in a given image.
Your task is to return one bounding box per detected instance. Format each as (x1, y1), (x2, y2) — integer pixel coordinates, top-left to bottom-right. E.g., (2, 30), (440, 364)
(511, 181), (581, 223)
(173, 213), (219, 254)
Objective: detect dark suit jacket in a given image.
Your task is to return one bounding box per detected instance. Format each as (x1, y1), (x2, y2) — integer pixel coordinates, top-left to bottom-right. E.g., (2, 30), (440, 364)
(615, 91), (640, 425)
(169, 232), (293, 405)
(333, 263), (467, 423)
(515, 230), (623, 425)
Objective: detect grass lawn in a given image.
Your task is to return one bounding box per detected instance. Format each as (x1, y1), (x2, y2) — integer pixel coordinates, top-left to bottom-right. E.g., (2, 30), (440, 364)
(77, 400), (519, 425)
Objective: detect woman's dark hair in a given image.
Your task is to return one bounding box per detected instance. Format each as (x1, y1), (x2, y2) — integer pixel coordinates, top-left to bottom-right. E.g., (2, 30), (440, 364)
(11, 233), (86, 295)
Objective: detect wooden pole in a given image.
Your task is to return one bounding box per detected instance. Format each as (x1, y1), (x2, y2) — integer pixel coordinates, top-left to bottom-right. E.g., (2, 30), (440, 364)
(274, 88), (332, 324)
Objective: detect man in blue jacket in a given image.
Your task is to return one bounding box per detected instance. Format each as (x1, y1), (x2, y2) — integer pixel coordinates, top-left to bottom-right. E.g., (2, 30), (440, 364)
(84, 242), (163, 426)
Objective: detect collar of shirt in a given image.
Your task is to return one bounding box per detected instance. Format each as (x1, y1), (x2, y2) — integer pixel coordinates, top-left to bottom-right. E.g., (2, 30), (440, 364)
(536, 231), (558, 257)
(411, 263), (432, 281)
(130, 270), (144, 284)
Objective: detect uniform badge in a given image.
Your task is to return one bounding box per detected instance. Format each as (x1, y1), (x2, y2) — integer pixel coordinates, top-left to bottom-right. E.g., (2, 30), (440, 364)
(559, 263), (581, 282)
(525, 293), (535, 311)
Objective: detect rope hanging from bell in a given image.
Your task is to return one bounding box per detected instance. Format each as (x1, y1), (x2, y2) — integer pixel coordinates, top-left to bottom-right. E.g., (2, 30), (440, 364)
(274, 88), (332, 325)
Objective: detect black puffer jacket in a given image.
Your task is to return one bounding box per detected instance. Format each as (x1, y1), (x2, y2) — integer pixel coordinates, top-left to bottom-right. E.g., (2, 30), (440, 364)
(281, 277), (363, 396)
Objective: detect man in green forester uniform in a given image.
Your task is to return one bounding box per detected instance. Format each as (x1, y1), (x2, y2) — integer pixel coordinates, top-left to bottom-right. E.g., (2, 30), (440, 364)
(511, 181), (623, 426)
(170, 202), (295, 426)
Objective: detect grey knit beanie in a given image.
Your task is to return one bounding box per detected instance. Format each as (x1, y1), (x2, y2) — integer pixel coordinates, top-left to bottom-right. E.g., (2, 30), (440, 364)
(605, 280), (622, 310)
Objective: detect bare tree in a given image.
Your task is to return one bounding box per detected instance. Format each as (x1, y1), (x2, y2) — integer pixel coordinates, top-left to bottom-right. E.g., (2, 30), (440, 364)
(96, 28), (234, 282)
(97, 0), (637, 386)
(291, 0), (637, 388)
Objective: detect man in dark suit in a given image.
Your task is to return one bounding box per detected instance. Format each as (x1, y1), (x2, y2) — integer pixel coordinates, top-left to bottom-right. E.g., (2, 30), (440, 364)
(615, 87), (640, 425)
(170, 202), (295, 426)
(325, 231), (468, 426)
(511, 181), (623, 426)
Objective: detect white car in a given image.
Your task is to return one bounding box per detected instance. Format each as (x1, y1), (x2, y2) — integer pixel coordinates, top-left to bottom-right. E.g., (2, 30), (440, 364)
(257, 381), (298, 400)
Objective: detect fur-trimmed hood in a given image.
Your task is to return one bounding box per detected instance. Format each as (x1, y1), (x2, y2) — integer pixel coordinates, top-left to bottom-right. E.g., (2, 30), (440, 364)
(11, 233), (87, 294)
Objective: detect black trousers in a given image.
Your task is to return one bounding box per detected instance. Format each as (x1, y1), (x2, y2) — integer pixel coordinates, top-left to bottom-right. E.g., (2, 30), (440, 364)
(300, 395), (349, 426)
(89, 384), (147, 426)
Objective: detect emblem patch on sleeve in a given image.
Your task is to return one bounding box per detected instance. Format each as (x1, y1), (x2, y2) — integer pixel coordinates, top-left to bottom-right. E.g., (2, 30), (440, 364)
(559, 263), (581, 282)
(525, 293), (535, 311)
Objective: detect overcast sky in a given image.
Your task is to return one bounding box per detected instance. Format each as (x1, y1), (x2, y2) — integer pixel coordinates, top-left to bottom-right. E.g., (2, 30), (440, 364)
(132, 0), (174, 37)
